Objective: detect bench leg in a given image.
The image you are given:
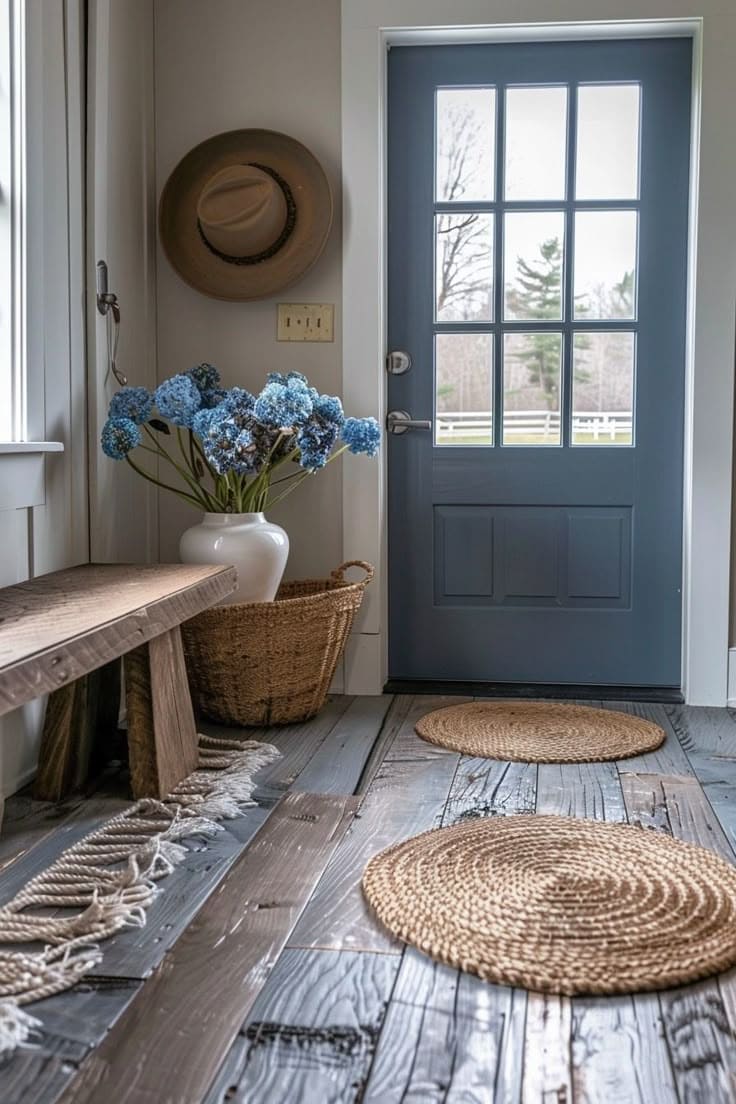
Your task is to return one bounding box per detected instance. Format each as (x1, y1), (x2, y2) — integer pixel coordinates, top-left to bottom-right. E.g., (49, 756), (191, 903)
(34, 661), (121, 802)
(124, 626), (199, 799)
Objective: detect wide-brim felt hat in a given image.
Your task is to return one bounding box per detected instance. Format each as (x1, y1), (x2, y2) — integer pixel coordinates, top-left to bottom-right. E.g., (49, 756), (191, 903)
(159, 129), (333, 301)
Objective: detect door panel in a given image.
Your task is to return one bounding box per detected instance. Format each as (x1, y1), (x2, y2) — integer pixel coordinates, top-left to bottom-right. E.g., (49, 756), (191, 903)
(434, 506), (631, 607)
(387, 39), (691, 687)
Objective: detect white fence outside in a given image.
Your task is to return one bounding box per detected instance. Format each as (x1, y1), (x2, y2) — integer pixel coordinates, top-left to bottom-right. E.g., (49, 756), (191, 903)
(436, 409), (633, 442)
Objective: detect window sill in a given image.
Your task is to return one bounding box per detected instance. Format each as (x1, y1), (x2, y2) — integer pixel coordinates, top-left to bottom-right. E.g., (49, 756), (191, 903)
(0, 441), (64, 454)
(0, 443), (64, 510)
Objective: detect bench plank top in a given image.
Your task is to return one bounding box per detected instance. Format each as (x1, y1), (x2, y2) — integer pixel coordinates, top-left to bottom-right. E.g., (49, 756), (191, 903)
(0, 563), (235, 717)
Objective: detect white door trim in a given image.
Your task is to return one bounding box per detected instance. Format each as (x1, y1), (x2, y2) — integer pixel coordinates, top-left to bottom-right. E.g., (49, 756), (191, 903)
(86, 0), (158, 565)
(341, 2), (736, 706)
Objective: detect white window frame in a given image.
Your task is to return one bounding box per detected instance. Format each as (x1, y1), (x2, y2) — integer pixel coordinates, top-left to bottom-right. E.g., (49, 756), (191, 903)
(0, 0), (63, 512)
(0, 0), (25, 443)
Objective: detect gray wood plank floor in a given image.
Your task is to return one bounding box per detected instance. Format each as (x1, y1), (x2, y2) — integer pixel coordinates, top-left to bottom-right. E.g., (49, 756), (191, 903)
(2, 695), (736, 1102)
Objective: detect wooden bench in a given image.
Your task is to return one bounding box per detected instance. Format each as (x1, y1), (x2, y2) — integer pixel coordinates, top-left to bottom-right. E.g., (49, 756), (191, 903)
(0, 563), (236, 803)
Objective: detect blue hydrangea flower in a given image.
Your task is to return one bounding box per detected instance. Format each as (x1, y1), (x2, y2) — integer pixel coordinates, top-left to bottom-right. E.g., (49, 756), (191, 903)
(312, 394), (344, 427)
(186, 363), (221, 393)
(200, 386), (228, 409)
(297, 419), (338, 470)
(220, 387), (256, 416)
(232, 428), (259, 474)
(101, 416), (141, 459)
(191, 407), (219, 438)
(154, 374), (202, 427)
(267, 370), (308, 386)
(108, 386), (153, 425)
(341, 416), (381, 457)
(254, 377), (313, 430)
(202, 420), (239, 474)
(183, 363), (226, 410)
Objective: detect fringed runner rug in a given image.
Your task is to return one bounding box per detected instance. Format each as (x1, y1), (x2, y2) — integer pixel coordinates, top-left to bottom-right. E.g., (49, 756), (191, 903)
(0, 734), (279, 1055)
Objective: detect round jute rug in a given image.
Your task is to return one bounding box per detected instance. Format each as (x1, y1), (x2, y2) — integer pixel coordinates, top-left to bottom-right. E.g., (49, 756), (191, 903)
(415, 701), (664, 763)
(361, 815), (736, 995)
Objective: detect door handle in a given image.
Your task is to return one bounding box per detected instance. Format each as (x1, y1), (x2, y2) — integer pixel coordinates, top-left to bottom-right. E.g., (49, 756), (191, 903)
(387, 409), (432, 435)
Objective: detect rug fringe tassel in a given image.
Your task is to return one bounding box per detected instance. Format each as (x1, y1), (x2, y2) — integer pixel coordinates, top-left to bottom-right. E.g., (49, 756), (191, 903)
(0, 1001), (42, 1058)
(0, 734), (280, 1050)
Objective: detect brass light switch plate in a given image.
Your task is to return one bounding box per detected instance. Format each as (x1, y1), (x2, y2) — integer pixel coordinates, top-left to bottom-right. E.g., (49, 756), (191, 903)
(277, 303), (335, 342)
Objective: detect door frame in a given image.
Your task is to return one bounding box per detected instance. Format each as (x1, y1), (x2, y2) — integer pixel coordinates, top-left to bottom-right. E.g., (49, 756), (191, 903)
(341, 3), (736, 707)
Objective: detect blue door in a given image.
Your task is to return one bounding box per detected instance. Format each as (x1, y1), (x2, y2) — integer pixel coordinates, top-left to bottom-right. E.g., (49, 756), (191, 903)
(387, 39), (691, 689)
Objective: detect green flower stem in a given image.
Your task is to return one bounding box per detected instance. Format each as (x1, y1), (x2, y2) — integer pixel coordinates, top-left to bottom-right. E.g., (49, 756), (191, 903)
(176, 426), (200, 485)
(268, 464), (305, 488)
(268, 445), (300, 473)
(130, 425), (352, 515)
(142, 426), (199, 484)
(176, 426), (216, 505)
(187, 429), (204, 484)
(266, 470), (312, 508)
(190, 431), (217, 480)
(143, 426), (220, 511)
(265, 444), (349, 509)
(235, 431), (287, 513)
(225, 470), (242, 512)
(215, 473), (230, 510)
(124, 454), (207, 510)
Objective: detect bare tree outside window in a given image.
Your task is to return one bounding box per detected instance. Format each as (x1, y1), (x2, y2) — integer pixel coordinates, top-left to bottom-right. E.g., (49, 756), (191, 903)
(436, 213), (492, 322)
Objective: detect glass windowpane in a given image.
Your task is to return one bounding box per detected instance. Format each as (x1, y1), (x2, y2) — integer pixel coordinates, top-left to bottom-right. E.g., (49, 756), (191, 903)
(576, 84), (640, 200)
(435, 333), (493, 446)
(572, 332), (635, 446)
(505, 86), (568, 200)
(436, 88), (496, 202)
(435, 213), (493, 322)
(573, 211), (637, 320)
(503, 333), (562, 446)
(504, 211), (565, 321)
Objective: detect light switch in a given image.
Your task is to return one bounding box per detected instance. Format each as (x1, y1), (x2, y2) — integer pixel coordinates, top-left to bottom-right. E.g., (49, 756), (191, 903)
(277, 303), (334, 342)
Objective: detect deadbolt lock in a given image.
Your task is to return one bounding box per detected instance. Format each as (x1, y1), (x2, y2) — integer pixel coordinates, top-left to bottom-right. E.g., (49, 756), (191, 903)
(386, 350), (412, 375)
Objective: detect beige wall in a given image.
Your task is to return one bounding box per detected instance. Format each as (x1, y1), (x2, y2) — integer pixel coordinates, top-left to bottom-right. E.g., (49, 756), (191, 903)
(154, 0), (343, 581)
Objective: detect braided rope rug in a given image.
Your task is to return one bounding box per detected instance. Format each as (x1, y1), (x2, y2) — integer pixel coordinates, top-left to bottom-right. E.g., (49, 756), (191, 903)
(361, 815), (736, 995)
(0, 734), (280, 1057)
(415, 701), (664, 763)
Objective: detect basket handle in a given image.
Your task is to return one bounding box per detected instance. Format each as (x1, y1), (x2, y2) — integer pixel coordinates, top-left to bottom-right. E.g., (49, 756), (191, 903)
(330, 560), (375, 589)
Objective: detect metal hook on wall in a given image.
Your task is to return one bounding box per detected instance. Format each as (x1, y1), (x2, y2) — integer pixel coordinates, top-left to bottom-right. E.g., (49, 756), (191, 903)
(96, 260), (127, 387)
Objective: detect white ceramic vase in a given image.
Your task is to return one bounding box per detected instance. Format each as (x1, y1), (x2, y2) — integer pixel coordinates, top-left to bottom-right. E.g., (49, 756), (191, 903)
(179, 512), (289, 606)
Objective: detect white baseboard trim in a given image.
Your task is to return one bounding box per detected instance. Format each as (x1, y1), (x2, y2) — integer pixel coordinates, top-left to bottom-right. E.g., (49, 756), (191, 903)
(329, 655), (345, 695)
(727, 647), (736, 707)
(3, 763), (38, 800)
(344, 632), (384, 695)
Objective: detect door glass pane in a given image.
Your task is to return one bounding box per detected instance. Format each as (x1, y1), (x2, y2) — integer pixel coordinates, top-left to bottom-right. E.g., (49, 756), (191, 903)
(574, 211), (637, 320)
(436, 213), (493, 322)
(576, 84), (640, 199)
(436, 88), (496, 202)
(435, 333), (493, 446)
(572, 332), (635, 446)
(504, 211), (565, 321)
(503, 333), (562, 445)
(505, 86), (568, 200)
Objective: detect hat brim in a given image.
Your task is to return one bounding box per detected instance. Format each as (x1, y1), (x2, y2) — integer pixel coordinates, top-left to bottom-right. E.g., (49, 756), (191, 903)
(159, 130), (333, 302)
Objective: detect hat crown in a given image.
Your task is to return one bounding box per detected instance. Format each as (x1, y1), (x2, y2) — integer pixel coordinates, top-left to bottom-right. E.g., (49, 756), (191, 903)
(196, 164), (287, 258)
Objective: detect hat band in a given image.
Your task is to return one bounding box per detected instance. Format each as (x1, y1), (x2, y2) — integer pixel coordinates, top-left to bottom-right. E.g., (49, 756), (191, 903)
(196, 162), (297, 266)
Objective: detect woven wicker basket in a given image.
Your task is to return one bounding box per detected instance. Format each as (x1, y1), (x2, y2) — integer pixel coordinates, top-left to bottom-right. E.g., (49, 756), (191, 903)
(181, 560), (374, 726)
